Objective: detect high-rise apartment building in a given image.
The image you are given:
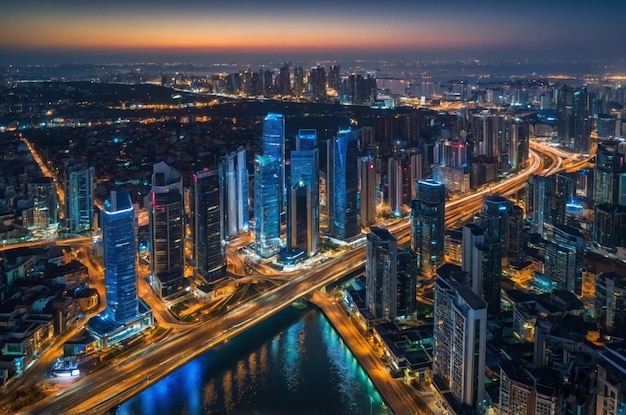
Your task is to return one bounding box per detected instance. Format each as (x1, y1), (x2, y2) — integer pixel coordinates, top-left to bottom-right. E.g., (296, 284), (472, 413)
(146, 162), (186, 299)
(67, 167), (94, 234)
(411, 179), (446, 277)
(433, 264), (487, 414)
(193, 169), (225, 281)
(366, 227), (398, 320)
(254, 154), (281, 258)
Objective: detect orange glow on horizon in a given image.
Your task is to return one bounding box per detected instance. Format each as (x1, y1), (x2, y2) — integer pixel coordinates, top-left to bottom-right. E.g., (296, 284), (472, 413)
(0, 13), (505, 54)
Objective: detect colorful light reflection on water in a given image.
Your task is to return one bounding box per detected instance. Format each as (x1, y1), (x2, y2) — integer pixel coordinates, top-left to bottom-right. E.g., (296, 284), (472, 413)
(118, 308), (388, 414)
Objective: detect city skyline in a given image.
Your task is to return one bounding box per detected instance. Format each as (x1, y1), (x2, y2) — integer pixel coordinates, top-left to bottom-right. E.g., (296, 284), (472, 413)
(2, 0), (626, 65)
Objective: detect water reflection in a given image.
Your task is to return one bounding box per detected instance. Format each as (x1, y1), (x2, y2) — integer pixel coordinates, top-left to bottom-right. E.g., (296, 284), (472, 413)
(118, 308), (388, 414)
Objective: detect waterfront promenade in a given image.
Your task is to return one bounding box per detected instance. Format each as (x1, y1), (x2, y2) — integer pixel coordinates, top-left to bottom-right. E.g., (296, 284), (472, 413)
(309, 291), (435, 415)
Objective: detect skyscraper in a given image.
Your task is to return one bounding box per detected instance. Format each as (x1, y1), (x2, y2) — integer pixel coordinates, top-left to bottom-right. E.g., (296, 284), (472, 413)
(263, 113), (285, 210)
(544, 224), (584, 295)
(595, 272), (626, 339)
(396, 249), (418, 319)
(88, 190), (153, 348)
(593, 140), (626, 206)
(67, 167), (94, 234)
(193, 169), (225, 281)
(411, 179), (446, 277)
(220, 146), (249, 238)
(254, 154), (281, 258)
(433, 264), (487, 414)
(359, 155), (377, 228)
(331, 130), (360, 240)
(146, 162), (186, 299)
(27, 177), (57, 229)
(102, 190), (138, 324)
(387, 157), (403, 217)
(366, 227), (397, 320)
(571, 87), (591, 155)
(287, 129), (319, 258)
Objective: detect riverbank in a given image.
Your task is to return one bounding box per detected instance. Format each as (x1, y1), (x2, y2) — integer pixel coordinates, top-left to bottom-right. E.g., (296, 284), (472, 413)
(309, 291), (435, 415)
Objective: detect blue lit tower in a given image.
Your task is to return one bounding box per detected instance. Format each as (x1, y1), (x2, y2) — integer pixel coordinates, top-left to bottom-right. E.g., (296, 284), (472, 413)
(411, 179), (446, 277)
(331, 130), (360, 240)
(263, 113), (285, 209)
(359, 155), (377, 228)
(146, 162), (186, 299)
(287, 129), (319, 257)
(88, 189), (153, 348)
(593, 140), (626, 206)
(220, 146), (249, 238)
(102, 190), (138, 323)
(526, 174), (553, 238)
(193, 169), (225, 281)
(67, 167), (94, 234)
(366, 227), (398, 320)
(572, 87), (591, 155)
(254, 154), (281, 258)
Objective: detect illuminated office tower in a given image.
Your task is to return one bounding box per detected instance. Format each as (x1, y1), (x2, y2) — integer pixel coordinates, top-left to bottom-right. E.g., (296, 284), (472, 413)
(502, 116), (529, 170)
(27, 177), (57, 229)
(309, 65), (327, 101)
(278, 63), (290, 96)
(330, 130), (360, 240)
(481, 194), (513, 256)
(593, 140), (626, 206)
(193, 169), (225, 281)
(556, 85), (574, 145)
(263, 113), (285, 209)
(88, 190), (153, 348)
(471, 112), (498, 158)
(411, 179), (446, 277)
(388, 157), (403, 217)
(146, 162), (186, 299)
(595, 272), (626, 339)
(544, 224), (584, 295)
(359, 156), (377, 228)
(254, 154), (281, 258)
(286, 129), (319, 258)
(433, 264), (487, 414)
(366, 227), (398, 320)
(220, 146), (249, 238)
(103, 190), (138, 323)
(67, 167), (94, 234)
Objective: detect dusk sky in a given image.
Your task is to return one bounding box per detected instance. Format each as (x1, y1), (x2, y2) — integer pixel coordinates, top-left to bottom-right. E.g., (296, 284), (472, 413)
(2, 0), (626, 65)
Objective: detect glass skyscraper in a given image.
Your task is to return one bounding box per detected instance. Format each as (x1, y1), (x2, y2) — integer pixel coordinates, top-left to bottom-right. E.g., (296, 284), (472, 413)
(331, 130), (360, 240)
(146, 162), (186, 299)
(193, 169), (225, 281)
(263, 113), (285, 209)
(220, 146), (249, 238)
(254, 154), (281, 258)
(67, 167), (94, 234)
(359, 155), (377, 228)
(102, 190), (138, 324)
(287, 129), (319, 257)
(366, 227), (397, 320)
(411, 179), (446, 277)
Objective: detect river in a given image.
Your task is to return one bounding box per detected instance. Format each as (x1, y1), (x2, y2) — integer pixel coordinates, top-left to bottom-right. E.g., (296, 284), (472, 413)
(117, 307), (388, 414)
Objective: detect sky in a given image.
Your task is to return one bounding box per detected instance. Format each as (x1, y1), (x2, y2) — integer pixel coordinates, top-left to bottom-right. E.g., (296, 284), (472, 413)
(1, 0), (626, 65)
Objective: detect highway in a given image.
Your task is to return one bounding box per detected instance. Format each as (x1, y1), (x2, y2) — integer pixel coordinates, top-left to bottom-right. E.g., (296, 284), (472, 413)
(11, 139), (587, 414)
